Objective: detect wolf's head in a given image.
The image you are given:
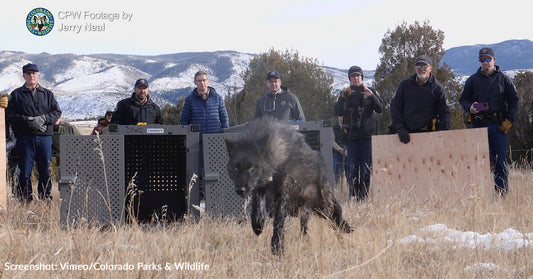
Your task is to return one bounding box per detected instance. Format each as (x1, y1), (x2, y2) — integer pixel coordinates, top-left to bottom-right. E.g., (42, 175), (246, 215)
(225, 138), (276, 197)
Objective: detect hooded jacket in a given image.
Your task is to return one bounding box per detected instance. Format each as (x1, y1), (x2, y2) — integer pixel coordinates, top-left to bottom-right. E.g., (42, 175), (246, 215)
(254, 89), (305, 121)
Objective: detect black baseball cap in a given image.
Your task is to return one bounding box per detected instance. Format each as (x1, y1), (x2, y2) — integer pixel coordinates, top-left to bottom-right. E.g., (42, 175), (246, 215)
(134, 78), (149, 88)
(415, 55), (432, 65)
(22, 63), (39, 73)
(479, 47), (495, 58)
(266, 71), (281, 80)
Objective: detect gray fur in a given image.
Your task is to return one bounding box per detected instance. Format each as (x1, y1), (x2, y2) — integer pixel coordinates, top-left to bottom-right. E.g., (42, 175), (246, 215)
(225, 117), (351, 255)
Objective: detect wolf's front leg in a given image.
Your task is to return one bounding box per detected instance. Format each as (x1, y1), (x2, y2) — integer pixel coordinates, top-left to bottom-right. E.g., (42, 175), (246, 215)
(300, 209), (310, 235)
(332, 199), (352, 233)
(271, 200), (286, 255)
(250, 193), (266, 235)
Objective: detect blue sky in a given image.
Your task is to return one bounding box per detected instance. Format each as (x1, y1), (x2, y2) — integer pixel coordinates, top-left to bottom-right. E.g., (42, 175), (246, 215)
(2, 0), (531, 70)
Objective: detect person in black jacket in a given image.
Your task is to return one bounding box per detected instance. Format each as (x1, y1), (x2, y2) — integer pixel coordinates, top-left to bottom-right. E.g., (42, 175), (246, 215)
(6, 63), (62, 202)
(335, 66), (384, 201)
(110, 79), (163, 125)
(332, 122), (347, 184)
(459, 47), (519, 196)
(91, 109), (113, 135)
(6, 121), (19, 199)
(390, 55), (450, 144)
(1, 94), (19, 199)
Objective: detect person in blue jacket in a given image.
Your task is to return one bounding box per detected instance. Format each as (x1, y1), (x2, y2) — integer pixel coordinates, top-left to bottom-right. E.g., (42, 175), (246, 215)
(180, 71), (229, 135)
(459, 47), (519, 196)
(180, 71), (230, 200)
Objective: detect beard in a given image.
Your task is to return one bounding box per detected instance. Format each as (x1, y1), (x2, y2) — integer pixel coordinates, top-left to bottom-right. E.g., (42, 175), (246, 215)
(416, 72), (428, 81)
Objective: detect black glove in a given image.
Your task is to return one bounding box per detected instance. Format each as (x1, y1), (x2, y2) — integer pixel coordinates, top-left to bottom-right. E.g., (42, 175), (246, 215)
(27, 116), (36, 129)
(28, 115), (46, 131)
(397, 128), (410, 144)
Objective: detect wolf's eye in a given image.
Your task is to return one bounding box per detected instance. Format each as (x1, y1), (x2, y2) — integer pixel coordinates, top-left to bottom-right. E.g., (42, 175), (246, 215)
(248, 166), (256, 173)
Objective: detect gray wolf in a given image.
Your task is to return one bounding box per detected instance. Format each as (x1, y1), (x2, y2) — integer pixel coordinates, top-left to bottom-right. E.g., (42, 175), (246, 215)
(225, 117), (351, 254)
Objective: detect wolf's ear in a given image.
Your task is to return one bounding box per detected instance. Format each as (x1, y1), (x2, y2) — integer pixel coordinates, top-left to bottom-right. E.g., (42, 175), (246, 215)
(225, 138), (234, 154)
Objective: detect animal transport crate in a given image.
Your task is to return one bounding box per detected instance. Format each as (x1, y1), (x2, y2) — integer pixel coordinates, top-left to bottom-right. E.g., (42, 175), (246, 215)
(202, 120), (335, 219)
(59, 124), (200, 226)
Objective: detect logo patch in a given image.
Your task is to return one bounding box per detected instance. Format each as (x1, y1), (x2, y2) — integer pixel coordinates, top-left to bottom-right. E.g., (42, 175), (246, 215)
(26, 8), (54, 36)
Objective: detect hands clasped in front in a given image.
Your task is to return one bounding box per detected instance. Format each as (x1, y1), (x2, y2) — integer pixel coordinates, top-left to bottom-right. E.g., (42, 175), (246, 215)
(28, 115), (47, 132)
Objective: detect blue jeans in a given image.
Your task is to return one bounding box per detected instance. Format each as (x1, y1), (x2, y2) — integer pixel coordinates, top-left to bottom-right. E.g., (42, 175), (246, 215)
(16, 134), (53, 201)
(332, 150), (346, 183)
(346, 138), (372, 201)
(472, 123), (508, 195)
(487, 124), (509, 195)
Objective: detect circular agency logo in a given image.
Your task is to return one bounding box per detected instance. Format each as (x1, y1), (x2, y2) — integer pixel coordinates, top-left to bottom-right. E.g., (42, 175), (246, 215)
(26, 8), (55, 36)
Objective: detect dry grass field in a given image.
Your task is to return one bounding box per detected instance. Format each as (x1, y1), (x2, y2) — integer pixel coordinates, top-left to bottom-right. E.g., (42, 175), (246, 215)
(1, 167), (532, 279)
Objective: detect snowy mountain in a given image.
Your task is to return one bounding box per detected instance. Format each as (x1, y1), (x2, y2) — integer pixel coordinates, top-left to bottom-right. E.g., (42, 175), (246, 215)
(442, 39), (533, 76)
(0, 50), (358, 120)
(1, 39), (531, 120)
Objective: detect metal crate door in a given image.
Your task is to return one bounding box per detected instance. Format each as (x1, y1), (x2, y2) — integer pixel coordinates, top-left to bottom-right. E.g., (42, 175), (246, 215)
(202, 133), (246, 219)
(294, 121), (335, 189)
(59, 135), (124, 226)
(123, 134), (189, 222)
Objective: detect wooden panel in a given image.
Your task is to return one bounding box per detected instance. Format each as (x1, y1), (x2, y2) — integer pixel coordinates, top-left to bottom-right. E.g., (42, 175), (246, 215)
(371, 128), (491, 202)
(0, 110), (6, 209)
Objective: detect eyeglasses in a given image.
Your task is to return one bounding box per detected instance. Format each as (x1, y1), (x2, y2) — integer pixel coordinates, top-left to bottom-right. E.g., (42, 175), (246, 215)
(479, 57), (492, 63)
(415, 64), (428, 69)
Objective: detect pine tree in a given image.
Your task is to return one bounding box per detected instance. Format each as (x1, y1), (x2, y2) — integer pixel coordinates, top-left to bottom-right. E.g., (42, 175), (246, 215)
(225, 48), (336, 124)
(509, 71), (533, 162)
(161, 96), (185, 125)
(374, 20), (463, 133)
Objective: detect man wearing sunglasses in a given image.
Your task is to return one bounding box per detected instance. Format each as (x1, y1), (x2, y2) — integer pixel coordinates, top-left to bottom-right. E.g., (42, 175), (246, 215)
(459, 47), (519, 197)
(254, 71), (305, 121)
(390, 55), (451, 144)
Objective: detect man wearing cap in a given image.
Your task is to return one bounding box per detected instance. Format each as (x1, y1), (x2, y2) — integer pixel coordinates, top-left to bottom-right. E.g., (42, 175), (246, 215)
(335, 65), (384, 201)
(110, 78), (163, 125)
(254, 70), (305, 121)
(6, 63), (61, 202)
(459, 48), (519, 196)
(390, 55), (450, 144)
